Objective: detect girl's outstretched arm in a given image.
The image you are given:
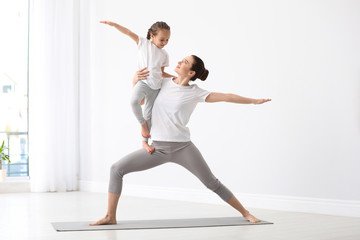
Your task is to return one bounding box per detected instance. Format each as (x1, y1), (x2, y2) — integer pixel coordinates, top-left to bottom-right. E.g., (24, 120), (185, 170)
(100, 21), (139, 44)
(205, 92), (271, 104)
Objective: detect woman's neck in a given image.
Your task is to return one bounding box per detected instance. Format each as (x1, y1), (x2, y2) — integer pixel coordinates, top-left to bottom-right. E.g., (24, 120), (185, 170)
(173, 76), (190, 86)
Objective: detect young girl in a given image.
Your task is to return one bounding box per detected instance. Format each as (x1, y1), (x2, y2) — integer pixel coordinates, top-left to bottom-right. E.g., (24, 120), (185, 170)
(100, 21), (173, 154)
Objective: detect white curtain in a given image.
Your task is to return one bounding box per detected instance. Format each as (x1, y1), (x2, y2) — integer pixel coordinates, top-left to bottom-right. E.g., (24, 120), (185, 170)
(29, 0), (79, 192)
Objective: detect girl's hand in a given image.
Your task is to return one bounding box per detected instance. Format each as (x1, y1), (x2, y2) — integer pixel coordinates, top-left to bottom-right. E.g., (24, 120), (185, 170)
(100, 21), (117, 27)
(253, 99), (272, 104)
(100, 21), (139, 44)
(133, 68), (150, 86)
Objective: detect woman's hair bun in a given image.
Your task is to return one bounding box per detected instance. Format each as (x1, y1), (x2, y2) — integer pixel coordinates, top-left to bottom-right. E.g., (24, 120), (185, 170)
(199, 69), (209, 81)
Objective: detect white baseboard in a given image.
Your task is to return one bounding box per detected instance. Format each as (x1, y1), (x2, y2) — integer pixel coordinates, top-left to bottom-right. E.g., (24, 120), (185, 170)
(79, 180), (360, 218)
(0, 180), (31, 193)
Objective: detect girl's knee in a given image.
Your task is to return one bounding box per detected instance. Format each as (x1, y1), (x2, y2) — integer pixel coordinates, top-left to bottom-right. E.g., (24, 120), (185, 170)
(130, 96), (140, 108)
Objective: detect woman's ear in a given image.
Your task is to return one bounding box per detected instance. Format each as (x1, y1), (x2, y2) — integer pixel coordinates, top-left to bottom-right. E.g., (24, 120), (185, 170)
(189, 70), (196, 78)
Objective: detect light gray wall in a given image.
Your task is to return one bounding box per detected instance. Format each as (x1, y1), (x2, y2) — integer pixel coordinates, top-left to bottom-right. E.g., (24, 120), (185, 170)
(79, 0), (360, 201)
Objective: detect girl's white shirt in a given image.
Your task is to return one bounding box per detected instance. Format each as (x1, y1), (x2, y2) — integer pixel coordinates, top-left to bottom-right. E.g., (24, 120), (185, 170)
(137, 37), (169, 90)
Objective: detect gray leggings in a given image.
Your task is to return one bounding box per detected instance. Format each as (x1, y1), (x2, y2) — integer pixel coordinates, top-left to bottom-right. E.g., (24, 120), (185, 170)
(109, 141), (234, 202)
(130, 81), (159, 139)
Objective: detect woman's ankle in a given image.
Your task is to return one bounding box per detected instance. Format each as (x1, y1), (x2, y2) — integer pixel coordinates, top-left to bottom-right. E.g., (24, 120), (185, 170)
(105, 213), (116, 219)
(242, 210), (251, 217)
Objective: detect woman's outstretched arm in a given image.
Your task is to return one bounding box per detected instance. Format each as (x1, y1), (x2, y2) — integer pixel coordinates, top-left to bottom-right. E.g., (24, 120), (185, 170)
(205, 92), (271, 104)
(100, 21), (139, 44)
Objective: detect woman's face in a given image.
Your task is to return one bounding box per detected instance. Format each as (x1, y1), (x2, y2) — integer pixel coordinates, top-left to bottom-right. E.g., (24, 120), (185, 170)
(175, 56), (195, 77)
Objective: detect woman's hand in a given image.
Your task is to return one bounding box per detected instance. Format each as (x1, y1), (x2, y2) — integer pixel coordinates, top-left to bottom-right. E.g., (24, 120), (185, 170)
(253, 99), (272, 104)
(133, 68), (150, 87)
(206, 92), (272, 104)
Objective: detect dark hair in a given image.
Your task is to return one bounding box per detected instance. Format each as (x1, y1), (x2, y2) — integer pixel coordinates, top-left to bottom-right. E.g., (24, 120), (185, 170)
(146, 21), (170, 40)
(190, 55), (209, 81)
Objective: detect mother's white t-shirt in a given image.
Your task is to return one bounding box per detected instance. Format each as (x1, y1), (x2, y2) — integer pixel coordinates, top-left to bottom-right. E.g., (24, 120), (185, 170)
(150, 78), (210, 142)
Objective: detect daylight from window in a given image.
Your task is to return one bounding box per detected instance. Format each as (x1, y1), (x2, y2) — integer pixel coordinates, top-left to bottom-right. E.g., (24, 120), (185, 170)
(0, 1), (29, 177)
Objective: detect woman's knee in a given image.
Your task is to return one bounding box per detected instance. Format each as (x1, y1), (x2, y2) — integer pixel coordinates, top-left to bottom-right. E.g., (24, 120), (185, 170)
(205, 178), (221, 192)
(205, 178), (233, 201)
(110, 163), (124, 178)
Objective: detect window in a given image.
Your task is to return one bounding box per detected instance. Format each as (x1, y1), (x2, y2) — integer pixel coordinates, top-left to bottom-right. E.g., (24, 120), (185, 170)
(0, 0), (29, 177)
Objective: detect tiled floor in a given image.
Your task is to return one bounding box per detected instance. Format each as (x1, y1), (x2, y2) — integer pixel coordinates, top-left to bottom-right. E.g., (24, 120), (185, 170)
(0, 192), (359, 240)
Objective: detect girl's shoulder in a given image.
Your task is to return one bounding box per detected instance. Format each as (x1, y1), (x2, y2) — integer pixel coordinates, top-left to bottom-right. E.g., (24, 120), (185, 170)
(138, 36), (151, 46)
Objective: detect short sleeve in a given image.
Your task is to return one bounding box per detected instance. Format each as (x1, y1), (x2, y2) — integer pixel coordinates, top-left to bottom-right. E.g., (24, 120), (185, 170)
(162, 51), (170, 67)
(137, 36), (146, 49)
(195, 85), (211, 102)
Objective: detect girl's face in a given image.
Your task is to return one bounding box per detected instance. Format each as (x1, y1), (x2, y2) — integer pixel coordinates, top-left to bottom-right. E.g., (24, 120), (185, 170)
(151, 30), (170, 49)
(175, 56), (195, 78)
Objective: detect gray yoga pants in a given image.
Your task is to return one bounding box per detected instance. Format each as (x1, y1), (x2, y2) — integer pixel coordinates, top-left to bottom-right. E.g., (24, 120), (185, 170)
(109, 141), (234, 202)
(130, 81), (159, 139)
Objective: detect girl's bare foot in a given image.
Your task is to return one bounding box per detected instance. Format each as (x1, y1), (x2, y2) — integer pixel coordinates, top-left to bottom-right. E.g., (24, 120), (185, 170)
(142, 141), (155, 154)
(141, 121), (151, 138)
(243, 212), (261, 223)
(89, 215), (117, 226)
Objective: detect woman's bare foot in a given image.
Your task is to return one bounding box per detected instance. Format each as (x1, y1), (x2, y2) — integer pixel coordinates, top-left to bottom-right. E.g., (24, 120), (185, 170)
(142, 141), (155, 154)
(141, 121), (151, 138)
(89, 215), (117, 226)
(243, 212), (260, 223)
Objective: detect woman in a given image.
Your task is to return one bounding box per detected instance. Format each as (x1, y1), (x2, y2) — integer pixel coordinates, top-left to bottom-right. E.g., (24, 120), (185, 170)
(90, 55), (271, 225)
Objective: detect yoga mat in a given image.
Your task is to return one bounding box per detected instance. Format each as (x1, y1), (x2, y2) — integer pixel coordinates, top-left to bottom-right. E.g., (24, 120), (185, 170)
(52, 217), (273, 232)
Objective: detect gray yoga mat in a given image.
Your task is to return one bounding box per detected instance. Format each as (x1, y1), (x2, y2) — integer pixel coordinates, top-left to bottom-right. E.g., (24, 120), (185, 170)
(52, 217), (273, 232)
